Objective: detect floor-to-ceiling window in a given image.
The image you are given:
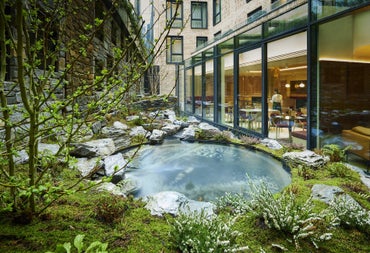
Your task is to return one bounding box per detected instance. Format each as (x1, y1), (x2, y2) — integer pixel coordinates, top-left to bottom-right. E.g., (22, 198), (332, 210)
(217, 52), (234, 126)
(317, 6), (370, 163)
(267, 32), (308, 144)
(185, 67), (193, 113)
(194, 64), (203, 117)
(237, 48), (263, 132)
(204, 57), (214, 120)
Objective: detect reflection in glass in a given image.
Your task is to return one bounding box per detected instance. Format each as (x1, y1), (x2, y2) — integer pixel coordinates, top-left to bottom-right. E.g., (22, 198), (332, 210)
(267, 32), (308, 144)
(238, 48), (262, 133)
(318, 8), (370, 165)
(217, 52), (234, 126)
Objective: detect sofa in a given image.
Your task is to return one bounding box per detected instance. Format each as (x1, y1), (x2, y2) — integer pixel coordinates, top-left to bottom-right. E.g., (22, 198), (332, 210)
(342, 126), (370, 161)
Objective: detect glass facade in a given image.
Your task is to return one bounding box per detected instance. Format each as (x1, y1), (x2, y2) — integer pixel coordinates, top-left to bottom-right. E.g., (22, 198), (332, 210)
(317, 6), (370, 162)
(179, 2), (370, 163)
(238, 48), (263, 133)
(267, 32), (307, 141)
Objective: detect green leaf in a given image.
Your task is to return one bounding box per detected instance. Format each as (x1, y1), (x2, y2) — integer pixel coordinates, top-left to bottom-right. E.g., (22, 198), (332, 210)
(73, 234), (85, 253)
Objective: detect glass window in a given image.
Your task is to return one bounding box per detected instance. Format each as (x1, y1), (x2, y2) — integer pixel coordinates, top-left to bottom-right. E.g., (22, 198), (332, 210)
(317, 8), (370, 163)
(178, 65), (185, 111)
(238, 48), (263, 133)
(204, 58), (214, 121)
(264, 4), (308, 38)
(185, 68), (193, 113)
(236, 25), (262, 48)
(167, 0), (183, 28)
(247, 7), (263, 23)
(217, 52), (234, 126)
(213, 0), (221, 25)
(312, 0), (369, 20)
(267, 32), (308, 144)
(196, 36), (208, 48)
(194, 65), (202, 117)
(191, 2), (208, 29)
(166, 36), (183, 64)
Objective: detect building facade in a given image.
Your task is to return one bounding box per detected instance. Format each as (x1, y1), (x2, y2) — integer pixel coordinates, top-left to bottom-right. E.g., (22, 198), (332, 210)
(176, 0), (370, 164)
(132, 0), (274, 95)
(1, 0), (145, 107)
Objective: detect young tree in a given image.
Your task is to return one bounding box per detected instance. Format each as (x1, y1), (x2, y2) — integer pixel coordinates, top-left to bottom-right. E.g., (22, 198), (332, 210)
(0, 0), (180, 221)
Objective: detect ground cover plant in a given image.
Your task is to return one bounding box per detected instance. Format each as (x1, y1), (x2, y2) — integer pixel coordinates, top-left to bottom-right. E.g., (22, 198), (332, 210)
(1, 143), (370, 252)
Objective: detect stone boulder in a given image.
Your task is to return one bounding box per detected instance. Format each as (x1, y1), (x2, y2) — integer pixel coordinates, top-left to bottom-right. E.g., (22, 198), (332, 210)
(282, 150), (329, 168)
(104, 153), (127, 184)
(311, 184), (361, 208)
(144, 191), (215, 217)
(14, 149), (29, 165)
(161, 123), (181, 136)
(96, 182), (126, 197)
(260, 138), (283, 150)
(113, 121), (128, 130)
(180, 125), (196, 141)
(129, 126), (150, 137)
(70, 138), (116, 158)
(101, 126), (126, 138)
(186, 116), (200, 125)
(149, 129), (166, 144)
(198, 122), (222, 138)
(74, 157), (104, 177)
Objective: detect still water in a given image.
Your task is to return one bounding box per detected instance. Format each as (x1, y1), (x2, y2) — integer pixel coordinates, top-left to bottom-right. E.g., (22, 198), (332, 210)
(125, 139), (291, 202)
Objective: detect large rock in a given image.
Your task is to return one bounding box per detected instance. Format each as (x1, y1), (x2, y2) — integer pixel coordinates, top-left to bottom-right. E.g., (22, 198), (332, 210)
(186, 116), (200, 125)
(180, 125), (196, 141)
(96, 182), (126, 196)
(149, 129), (166, 144)
(198, 122), (222, 137)
(311, 184), (361, 208)
(282, 150), (329, 168)
(14, 149), (29, 165)
(129, 126), (149, 137)
(104, 153), (127, 183)
(38, 143), (60, 155)
(144, 191), (215, 217)
(70, 138), (116, 158)
(161, 123), (181, 136)
(113, 121), (128, 130)
(101, 126), (126, 138)
(163, 109), (177, 122)
(260, 138), (283, 150)
(74, 157), (104, 177)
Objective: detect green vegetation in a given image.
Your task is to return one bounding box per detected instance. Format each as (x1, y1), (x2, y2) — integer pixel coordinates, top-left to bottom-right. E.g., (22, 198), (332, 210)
(0, 143), (369, 252)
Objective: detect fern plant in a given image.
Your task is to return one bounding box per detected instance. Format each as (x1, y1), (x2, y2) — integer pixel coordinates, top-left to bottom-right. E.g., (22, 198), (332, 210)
(46, 234), (108, 253)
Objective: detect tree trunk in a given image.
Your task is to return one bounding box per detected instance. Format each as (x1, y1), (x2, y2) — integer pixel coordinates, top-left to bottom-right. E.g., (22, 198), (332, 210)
(0, 0), (16, 209)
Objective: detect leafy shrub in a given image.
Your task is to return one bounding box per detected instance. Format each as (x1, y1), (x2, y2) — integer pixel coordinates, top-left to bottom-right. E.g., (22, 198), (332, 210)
(246, 180), (333, 249)
(328, 196), (370, 234)
(297, 164), (316, 180)
(320, 144), (348, 162)
(94, 194), (129, 224)
(326, 162), (353, 178)
(46, 234), (108, 253)
(169, 210), (248, 252)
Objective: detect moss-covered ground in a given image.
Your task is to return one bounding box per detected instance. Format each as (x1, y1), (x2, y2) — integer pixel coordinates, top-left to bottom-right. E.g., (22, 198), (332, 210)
(1, 143), (369, 253)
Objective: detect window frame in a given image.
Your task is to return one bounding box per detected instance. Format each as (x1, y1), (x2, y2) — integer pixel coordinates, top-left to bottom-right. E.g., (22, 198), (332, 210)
(196, 36), (208, 48)
(166, 0), (183, 28)
(191, 2), (208, 29)
(166, 36), (184, 64)
(213, 0), (221, 25)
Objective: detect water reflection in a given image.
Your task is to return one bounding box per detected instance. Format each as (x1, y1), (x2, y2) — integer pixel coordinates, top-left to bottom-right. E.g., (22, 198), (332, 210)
(125, 139), (291, 202)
